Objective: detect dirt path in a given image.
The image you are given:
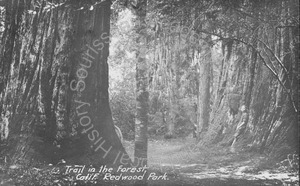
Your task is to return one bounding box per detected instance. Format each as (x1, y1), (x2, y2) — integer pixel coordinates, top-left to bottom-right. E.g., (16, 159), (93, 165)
(0, 140), (298, 186)
(124, 139), (299, 186)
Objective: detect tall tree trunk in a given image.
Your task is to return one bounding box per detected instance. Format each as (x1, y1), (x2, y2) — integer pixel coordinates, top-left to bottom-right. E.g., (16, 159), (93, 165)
(0, 0), (37, 165)
(165, 38), (180, 139)
(0, 0), (130, 167)
(134, 0), (149, 168)
(197, 37), (212, 141)
(69, 0), (129, 166)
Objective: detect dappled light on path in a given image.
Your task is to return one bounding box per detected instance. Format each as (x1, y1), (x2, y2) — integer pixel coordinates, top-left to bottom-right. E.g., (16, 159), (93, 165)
(125, 139), (299, 186)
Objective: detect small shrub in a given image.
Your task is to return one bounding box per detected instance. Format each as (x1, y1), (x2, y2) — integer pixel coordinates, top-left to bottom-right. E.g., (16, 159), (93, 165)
(277, 154), (299, 174)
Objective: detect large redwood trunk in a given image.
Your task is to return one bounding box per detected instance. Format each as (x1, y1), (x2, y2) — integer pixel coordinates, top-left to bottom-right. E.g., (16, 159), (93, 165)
(201, 1), (299, 156)
(0, 0), (130, 167)
(68, 0), (129, 166)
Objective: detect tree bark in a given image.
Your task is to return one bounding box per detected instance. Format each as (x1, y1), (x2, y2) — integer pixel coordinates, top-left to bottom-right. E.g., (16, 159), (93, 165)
(197, 37), (212, 141)
(68, 0), (130, 166)
(134, 0), (149, 168)
(0, 0), (130, 167)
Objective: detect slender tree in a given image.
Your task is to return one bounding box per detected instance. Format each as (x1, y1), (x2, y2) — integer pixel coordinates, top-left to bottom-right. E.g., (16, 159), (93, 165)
(133, 0), (149, 168)
(197, 36), (212, 141)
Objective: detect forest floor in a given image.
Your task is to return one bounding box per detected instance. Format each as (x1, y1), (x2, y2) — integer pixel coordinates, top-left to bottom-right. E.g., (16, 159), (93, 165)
(123, 138), (299, 186)
(0, 138), (298, 186)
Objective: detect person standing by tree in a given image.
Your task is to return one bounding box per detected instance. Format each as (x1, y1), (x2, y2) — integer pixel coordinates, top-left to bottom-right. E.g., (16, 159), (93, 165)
(230, 105), (249, 153)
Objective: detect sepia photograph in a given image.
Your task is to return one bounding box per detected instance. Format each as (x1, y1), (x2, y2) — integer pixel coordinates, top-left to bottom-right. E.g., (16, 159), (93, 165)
(0, 0), (299, 185)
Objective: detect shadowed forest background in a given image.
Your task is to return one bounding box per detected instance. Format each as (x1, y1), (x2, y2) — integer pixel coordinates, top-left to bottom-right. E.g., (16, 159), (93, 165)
(0, 0), (299, 185)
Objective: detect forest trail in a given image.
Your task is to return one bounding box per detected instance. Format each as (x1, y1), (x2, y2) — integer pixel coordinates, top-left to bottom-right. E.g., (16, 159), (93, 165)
(0, 139), (298, 186)
(124, 139), (299, 186)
